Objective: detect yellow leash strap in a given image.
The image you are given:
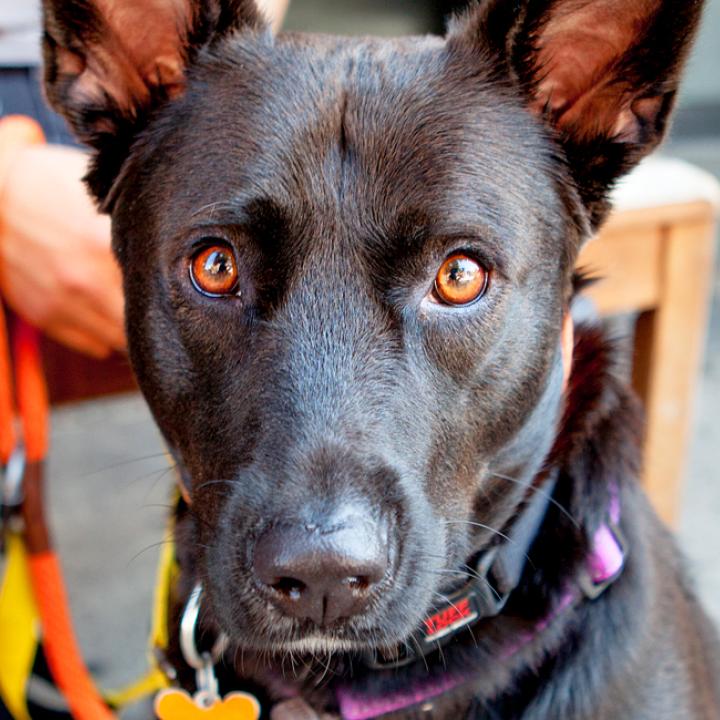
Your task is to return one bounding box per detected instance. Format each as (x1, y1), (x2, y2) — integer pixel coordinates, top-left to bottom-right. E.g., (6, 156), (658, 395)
(150, 523), (179, 653)
(0, 527), (175, 717)
(0, 532), (39, 720)
(0, 525), (174, 717)
(0, 462), (179, 717)
(0, 498), (177, 718)
(105, 519), (177, 709)
(105, 667), (168, 709)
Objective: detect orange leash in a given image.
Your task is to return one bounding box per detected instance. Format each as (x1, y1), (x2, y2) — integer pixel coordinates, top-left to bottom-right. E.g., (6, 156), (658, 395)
(17, 321), (113, 720)
(0, 115), (47, 465)
(28, 553), (115, 720)
(12, 321), (48, 463)
(0, 116), (115, 720)
(0, 308), (15, 464)
(2, 314), (115, 720)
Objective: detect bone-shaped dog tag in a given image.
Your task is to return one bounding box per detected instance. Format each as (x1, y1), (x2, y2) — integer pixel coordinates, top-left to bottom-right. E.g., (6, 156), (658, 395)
(155, 649), (260, 720)
(154, 688), (261, 719)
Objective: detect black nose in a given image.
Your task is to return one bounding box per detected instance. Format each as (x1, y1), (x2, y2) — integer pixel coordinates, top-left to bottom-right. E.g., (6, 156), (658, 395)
(253, 512), (388, 625)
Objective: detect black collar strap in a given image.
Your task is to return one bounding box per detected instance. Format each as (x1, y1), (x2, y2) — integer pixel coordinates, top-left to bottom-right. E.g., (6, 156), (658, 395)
(363, 473), (558, 670)
(339, 487), (627, 720)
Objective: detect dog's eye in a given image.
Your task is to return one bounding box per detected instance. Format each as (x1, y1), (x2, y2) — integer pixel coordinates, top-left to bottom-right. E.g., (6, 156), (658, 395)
(189, 243), (239, 297)
(434, 254), (488, 307)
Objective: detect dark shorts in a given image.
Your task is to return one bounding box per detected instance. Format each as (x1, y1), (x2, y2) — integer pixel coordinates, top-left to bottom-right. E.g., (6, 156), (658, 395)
(0, 66), (75, 145)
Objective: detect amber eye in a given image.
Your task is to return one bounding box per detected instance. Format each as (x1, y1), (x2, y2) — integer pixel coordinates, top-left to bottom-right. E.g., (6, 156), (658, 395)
(434, 254), (488, 307)
(189, 243), (239, 297)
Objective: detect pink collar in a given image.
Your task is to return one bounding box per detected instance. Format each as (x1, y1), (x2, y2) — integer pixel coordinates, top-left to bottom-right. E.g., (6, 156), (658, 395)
(337, 490), (627, 720)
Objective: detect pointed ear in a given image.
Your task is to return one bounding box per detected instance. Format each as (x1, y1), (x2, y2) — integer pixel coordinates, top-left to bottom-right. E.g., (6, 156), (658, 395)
(42, 0), (264, 202)
(452, 0), (705, 225)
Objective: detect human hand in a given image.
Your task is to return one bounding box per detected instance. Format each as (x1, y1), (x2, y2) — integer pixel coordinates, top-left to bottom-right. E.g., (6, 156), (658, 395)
(0, 143), (125, 358)
(257, 0), (290, 30)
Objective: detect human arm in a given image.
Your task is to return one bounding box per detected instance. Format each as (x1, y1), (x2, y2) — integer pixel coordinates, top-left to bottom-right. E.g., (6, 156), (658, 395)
(0, 137), (125, 358)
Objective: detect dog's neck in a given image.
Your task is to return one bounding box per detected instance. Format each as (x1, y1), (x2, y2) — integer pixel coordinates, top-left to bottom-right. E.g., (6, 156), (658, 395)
(166, 323), (642, 719)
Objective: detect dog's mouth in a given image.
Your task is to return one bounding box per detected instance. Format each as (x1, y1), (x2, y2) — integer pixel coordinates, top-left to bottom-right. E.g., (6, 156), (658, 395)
(201, 542), (491, 666)
(197, 557), (447, 661)
(267, 634), (380, 656)
(177, 455), (496, 661)
(213, 603), (427, 662)
(202, 475), (549, 661)
(212, 564), (488, 669)
(208, 587), (420, 656)
(182, 469), (447, 658)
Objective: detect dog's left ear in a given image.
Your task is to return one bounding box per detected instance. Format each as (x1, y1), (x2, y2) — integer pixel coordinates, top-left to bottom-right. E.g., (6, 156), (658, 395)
(451, 0), (705, 225)
(42, 0), (265, 203)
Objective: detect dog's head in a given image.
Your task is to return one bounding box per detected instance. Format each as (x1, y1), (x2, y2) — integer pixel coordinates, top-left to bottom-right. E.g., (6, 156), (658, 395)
(43, 0), (701, 654)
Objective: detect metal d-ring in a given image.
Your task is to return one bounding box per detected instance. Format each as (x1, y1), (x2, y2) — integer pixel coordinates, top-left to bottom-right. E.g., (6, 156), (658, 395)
(179, 583), (230, 671)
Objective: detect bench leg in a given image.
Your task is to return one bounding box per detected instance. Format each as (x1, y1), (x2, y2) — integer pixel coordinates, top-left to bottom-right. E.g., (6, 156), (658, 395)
(631, 215), (717, 527)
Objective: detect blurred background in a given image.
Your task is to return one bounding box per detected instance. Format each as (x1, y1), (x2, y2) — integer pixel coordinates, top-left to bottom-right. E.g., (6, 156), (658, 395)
(15, 0), (720, 695)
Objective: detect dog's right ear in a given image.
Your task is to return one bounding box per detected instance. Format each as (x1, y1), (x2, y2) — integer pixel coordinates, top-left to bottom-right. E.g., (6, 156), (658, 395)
(42, 0), (264, 203)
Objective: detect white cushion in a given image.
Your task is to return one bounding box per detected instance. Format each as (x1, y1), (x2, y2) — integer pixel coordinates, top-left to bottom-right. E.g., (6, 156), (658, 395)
(611, 157), (720, 213)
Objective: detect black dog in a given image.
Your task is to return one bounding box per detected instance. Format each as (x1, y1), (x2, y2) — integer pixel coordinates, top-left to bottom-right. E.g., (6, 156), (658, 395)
(42, 0), (719, 717)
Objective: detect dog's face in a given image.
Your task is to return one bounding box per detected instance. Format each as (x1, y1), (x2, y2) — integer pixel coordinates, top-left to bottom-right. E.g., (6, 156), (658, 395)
(43, 0), (701, 654)
(113, 34), (575, 651)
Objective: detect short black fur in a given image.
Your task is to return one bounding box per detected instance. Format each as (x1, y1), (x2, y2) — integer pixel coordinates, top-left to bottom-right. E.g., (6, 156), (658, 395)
(41, 0), (720, 717)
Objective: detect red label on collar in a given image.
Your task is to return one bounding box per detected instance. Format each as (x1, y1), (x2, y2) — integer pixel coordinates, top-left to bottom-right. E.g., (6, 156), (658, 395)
(423, 596), (478, 643)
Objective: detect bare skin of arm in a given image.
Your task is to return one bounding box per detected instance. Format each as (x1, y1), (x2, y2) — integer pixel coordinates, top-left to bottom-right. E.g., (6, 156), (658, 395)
(258, 0), (290, 29)
(0, 144), (124, 357)
(0, 0), (289, 358)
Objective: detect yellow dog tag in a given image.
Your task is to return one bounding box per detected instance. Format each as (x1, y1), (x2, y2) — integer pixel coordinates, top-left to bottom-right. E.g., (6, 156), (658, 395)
(155, 688), (261, 719)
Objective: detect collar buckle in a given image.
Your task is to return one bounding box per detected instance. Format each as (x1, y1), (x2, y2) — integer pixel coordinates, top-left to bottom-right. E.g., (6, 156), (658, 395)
(468, 544), (511, 618)
(362, 546), (510, 670)
(578, 520), (628, 600)
(420, 547), (510, 646)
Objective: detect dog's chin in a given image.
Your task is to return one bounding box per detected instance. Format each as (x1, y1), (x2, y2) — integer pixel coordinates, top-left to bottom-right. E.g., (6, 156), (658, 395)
(212, 602), (423, 659)
(221, 620), (412, 656)
(265, 635), (374, 656)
